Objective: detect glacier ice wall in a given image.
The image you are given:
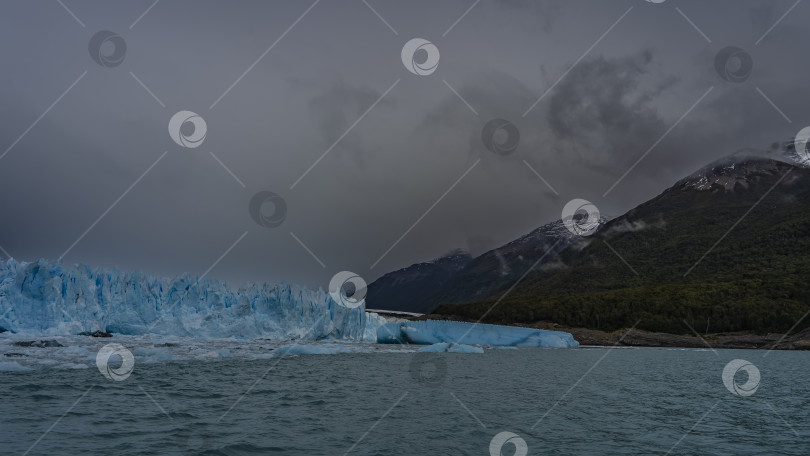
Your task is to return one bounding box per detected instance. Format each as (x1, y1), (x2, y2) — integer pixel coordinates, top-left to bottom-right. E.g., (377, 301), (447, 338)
(0, 259), (379, 341)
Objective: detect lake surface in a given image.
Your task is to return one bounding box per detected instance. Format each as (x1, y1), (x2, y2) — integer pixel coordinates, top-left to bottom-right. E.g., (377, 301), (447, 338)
(1, 342), (808, 455)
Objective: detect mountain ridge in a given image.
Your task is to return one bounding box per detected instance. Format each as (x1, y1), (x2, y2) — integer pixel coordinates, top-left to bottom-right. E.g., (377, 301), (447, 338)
(371, 145), (810, 336)
(435, 156), (810, 335)
(366, 216), (609, 313)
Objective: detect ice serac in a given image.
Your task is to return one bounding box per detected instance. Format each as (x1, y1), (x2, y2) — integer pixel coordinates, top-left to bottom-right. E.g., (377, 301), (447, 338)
(0, 259), (377, 341)
(377, 320), (579, 348)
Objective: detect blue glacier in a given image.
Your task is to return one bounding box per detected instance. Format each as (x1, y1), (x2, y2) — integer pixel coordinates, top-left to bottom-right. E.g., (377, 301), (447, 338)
(0, 259), (578, 348)
(378, 320), (579, 348)
(0, 259), (380, 341)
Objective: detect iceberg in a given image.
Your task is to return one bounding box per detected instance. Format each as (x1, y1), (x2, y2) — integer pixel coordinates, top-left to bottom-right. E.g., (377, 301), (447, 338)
(378, 320), (579, 348)
(418, 342), (452, 352)
(0, 259), (377, 341)
(0, 361), (33, 372)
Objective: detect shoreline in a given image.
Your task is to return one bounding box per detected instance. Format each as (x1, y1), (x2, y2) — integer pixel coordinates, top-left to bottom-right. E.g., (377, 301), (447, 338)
(401, 313), (810, 351)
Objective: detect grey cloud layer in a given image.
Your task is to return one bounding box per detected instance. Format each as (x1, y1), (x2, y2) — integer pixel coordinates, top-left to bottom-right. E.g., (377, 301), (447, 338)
(0, 0), (807, 291)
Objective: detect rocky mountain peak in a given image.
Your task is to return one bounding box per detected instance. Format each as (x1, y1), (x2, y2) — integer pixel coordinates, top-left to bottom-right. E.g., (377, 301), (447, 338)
(676, 143), (804, 192)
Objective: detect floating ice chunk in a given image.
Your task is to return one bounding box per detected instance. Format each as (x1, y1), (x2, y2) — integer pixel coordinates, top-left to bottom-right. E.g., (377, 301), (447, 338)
(379, 320), (578, 348)
(447, 343), (484, 354)
(275, 344), (352, 355)
(195, 349), (231, 360)
(55, 362), (89, 370)
(418, 342), (450, 352)
(0, 361), (32, 372)
(419, 342), (483, 353)
(55, 346), (94, 360)
(134, 347), (174, 363)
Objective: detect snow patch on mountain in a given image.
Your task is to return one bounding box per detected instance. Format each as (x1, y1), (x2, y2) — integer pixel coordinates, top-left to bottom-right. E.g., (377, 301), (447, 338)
(677, 143), (805, 192)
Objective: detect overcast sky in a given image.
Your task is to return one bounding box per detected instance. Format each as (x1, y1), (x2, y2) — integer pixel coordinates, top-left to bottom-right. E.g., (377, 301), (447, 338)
(0, 0), (808, 290)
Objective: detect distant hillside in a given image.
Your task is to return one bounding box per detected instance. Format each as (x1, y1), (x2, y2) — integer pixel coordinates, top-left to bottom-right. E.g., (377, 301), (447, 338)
(435, 157), (810, 335)
(421, 217), (607, 309)
(366, 218), (607, 313)
(365, 250), (471, 313)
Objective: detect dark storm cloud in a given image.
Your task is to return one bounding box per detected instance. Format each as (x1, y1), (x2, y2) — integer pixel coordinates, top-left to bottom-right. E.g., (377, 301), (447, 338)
(308, 82), (396, 166)
(546, 50), (673, 174)
(0, 0), (808, 291)
(492, 0), (562, 32)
